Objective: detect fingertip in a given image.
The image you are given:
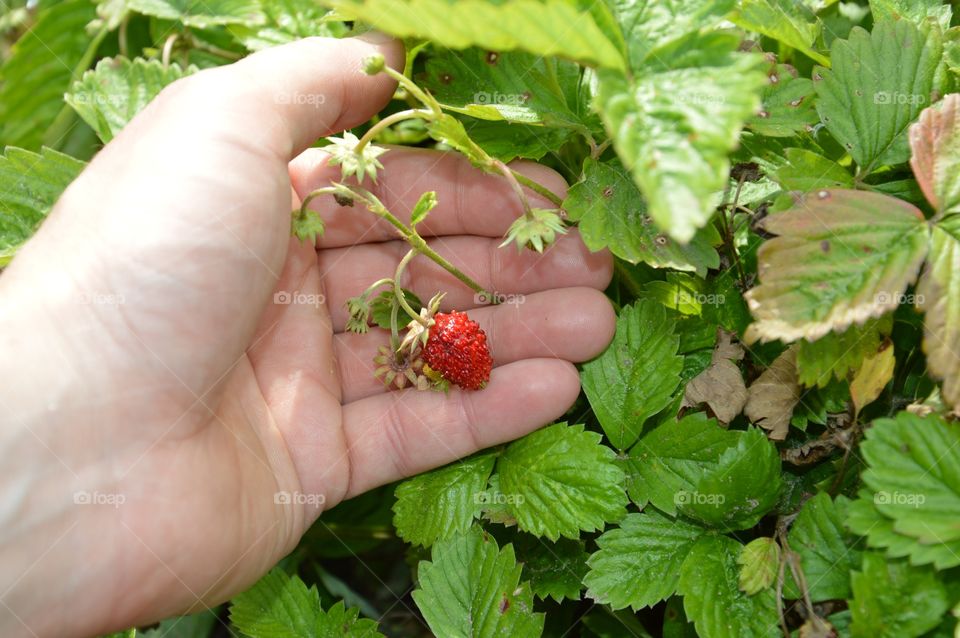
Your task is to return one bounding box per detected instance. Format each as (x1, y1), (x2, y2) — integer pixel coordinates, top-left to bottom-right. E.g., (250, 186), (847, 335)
(208, 34), (405, 157)
(573, 287), (617, 360)
(323, 33), (406, 133)
(487, 358), (580, 420)
(597, 291), (617, 345)
(594, 246), (615, 289)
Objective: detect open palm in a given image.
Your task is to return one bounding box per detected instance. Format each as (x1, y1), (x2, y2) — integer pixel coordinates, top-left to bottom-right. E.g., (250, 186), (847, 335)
(0, 35), (614, 638)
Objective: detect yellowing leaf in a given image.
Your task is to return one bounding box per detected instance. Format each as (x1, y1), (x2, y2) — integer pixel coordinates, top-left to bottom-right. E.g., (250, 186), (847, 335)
(796, 315), (892, 388)
(738, 537), (780, 595)
(910, 94), (960, 216)
(744, 345), (801, 440)
(851, 343), (895, 415)
(745, 189), (929, 343)
(917, 217), (960, 407)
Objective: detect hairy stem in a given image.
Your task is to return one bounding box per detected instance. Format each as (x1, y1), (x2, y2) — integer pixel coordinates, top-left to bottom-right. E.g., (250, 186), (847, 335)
(297, 186), (339, 223)
(381, 65), (441, 114)
(302, 184), (493, 301)
(361, 278), (395, 299)
(494, 160), (533, 218)
(408, 235), (486, 297)
(394, 249), (427, 325)
(161, 33), (179, 68)
(354, 109), (433, 155)
(186, 33), (243, 61)
(348, 187), (493, 299)
(511, 170), (563, 207)
(389, 293), (401, 354)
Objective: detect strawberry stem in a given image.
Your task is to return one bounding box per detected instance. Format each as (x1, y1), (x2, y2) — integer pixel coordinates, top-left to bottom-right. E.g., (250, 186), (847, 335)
(511, 169), (563, 207)
(354, 109), (433, 155)
(380, 65), (443, 115)
(494, 160), (534, 219)
(389, 293), (401, 355)
(394, 249), (427, 326)
(321, 185), (495, 300)
(361, 278), (394, 298)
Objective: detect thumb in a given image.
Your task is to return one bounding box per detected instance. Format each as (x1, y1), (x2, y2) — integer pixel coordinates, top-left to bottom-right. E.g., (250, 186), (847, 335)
(174, 32), (405, 159)
(2, 34), (403, 411)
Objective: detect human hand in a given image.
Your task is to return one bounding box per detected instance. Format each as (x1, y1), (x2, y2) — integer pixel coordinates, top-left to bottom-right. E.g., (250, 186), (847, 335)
(0, 34), (614, 637)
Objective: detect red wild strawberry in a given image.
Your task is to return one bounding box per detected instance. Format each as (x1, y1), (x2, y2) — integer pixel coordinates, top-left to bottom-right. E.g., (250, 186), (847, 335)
(422, 311), (492, 390)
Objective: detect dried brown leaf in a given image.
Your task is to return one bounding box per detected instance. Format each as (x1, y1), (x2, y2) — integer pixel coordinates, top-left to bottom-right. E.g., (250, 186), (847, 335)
(745, 345), (801, 440)
(681, 330), (748, 423)
(682, 360), (748, 423)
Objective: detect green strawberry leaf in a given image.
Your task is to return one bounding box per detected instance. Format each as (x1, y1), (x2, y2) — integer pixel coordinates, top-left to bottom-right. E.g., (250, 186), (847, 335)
(230, 567), (385, 637)
(796, 315), (892, 388)
(625, 412), (736, 515)
(772, 147), (854, 192)
(455, 117), (573, 162)
(393, 452), (496, 548)
(730, 0), (829, 66)
(678, 536), (780, 638)
(0, 146), (86, 265)
(564, 158), (720, 276)
(782, 493), (861, 602)
(229, 0), (347, 50)
(323, 0), (627, 70)
(512, 535), (589, 603)
(369, 288), (421, 330)
(66, 57), (196, 143)
(139, 610), (218, 637)
(426, 114), (489, 165)
(420, 47), (590, 134)
(409, 190), (438, 226)
(596, 32), (767, 242)
(917, 216), (960, 407)
(814, 18), (944, 175)
(606, 0), (735, 69)
(744, 189), (929, 343)
(680, 428), (783, 531)
(412, 527), (544, 638)
(869, 0), (952, 30)
(581, 300), (684, 450)
(126, 0), (264, 27)
(584, 510), (707, 611)
(847, 488), (960, 569)
(849, 553), (948, 638)
(0, 0), (99, 149)
(737, 537), (779, 596)
(857, 412), (960, 553)
(748, 65), (820, 138)
(497, 423), (627, 540)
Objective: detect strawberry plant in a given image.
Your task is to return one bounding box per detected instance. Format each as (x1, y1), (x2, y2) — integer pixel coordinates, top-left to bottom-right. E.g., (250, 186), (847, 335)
(6, 0), (960, 637)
